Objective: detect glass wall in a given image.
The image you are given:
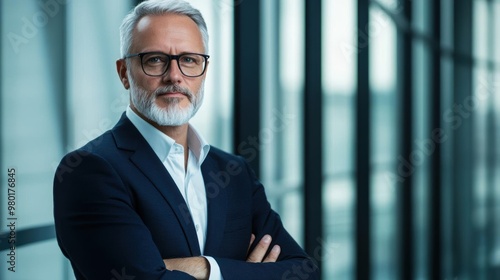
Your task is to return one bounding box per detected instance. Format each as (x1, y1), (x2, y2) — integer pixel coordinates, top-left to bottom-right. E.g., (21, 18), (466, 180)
(412, 0), (431, 278)
(472, 0), (500, 279)
(369, 1), (399, 279)
(319, 0), (500, 279)
(322, 0), (357, 278)
(2, 0), (500, 280)
(261, 0), (305, 244)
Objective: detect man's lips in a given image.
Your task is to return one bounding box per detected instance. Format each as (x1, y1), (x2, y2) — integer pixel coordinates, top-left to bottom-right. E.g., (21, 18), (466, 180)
(157, 92), (186, 98)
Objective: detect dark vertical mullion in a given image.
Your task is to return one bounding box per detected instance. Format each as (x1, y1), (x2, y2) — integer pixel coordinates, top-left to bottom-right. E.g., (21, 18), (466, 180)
(304, 0), (323, 276)
(428, 0), (442, 279)
(42, 2), (69, 277)
(356, 1), (370, 279)
(452, 1), (473, 279)
(233, 1), (261, 175)
(398, 1), (413, 279)
(56, 2), (69, 159)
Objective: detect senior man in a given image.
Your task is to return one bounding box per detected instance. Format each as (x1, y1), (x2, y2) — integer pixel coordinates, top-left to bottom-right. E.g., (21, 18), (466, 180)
(53, 0), (319, 279)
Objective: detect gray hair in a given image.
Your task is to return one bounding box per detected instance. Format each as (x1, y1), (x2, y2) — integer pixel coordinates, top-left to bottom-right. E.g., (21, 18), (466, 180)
(119, 0), (209, 57)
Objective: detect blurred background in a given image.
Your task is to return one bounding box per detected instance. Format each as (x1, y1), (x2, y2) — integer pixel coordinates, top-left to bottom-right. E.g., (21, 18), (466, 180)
(1, 0), (500, 279)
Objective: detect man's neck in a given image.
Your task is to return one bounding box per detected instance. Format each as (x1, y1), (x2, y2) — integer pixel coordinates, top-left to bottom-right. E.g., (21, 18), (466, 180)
(154, 123), (189, 149)
(154, 123), (190, 172)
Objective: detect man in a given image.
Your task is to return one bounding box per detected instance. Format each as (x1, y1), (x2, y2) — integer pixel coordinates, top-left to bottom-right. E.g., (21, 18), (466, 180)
(53, 0), (319, 279)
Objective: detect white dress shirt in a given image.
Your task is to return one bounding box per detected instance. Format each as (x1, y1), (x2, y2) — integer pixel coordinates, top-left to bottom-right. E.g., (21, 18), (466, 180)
(126, 107), (223, 280)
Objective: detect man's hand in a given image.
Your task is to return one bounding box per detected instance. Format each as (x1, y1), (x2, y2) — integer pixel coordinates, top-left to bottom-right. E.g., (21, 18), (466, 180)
(162, 234), (280, 279)
(246, 234), (281, 263)
(163, 256), (209, 280)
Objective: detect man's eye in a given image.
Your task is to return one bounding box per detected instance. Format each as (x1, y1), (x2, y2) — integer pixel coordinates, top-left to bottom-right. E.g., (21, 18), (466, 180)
(180, 56), (197, 64)
(144, 55), (166, 64)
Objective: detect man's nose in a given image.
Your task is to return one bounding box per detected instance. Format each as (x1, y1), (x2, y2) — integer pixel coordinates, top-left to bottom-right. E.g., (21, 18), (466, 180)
(162, 59), (183, 84)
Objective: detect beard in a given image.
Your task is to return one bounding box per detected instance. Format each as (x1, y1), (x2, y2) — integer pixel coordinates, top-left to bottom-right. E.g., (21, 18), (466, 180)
(129, 76), (204, 126)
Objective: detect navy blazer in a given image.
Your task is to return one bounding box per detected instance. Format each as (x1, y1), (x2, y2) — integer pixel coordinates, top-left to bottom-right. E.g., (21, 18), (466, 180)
(53, 114), (319, 279)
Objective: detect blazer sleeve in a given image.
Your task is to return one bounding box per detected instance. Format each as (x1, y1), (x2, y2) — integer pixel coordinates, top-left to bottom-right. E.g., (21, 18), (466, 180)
(53, 150), (195, 280)
(214, 159), (320, 280)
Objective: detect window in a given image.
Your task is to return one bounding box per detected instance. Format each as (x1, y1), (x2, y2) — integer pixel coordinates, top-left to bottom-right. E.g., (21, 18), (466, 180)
(2, 1), (500, 279)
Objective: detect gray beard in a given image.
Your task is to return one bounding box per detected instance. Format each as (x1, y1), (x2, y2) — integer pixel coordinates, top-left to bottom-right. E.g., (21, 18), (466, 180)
(129, 78), (204, 126)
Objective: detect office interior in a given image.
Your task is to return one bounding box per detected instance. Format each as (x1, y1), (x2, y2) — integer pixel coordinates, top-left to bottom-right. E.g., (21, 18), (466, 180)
(1, 0), (499, 279)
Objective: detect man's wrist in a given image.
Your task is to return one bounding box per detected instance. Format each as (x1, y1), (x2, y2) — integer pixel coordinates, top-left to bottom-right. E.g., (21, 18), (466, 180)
(198, 256), (210, 280)
(163, 256), (209, 280)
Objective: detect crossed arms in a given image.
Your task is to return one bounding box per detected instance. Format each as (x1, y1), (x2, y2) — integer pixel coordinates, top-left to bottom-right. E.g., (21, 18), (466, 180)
(164, 234), (281, 279)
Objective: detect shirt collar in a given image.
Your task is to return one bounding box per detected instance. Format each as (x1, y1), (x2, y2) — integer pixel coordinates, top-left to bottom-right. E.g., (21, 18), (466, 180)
(126, 106), (210, 166)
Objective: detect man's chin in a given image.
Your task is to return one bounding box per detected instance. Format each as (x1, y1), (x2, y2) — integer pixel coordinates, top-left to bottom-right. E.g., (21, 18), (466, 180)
(146, 106), (195, 126)
(155, 97), (190, 108)
(155, 117), (191, 127)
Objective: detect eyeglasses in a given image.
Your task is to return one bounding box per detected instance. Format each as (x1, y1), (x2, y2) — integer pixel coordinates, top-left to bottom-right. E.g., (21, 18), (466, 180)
(123, 52), (209, 77)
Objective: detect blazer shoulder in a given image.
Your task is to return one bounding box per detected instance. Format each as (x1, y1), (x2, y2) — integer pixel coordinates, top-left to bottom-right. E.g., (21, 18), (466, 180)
(205, 146), (259, 182)
(64, 130), (117, 161)
(207, 146), (245, 164)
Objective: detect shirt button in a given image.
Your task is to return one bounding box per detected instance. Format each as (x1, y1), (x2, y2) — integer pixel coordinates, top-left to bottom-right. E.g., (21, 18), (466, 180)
(195, 224), (200, 231)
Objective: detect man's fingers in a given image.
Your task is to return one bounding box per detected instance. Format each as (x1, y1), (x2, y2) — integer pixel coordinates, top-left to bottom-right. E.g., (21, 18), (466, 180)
(263, 245), (281, 263)
(246, 234), (272, 263)
(248, 234), (256, 253)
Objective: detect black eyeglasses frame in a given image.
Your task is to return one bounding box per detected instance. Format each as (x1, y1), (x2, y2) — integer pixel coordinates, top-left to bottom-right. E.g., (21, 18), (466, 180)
(123, 52), (210, 77)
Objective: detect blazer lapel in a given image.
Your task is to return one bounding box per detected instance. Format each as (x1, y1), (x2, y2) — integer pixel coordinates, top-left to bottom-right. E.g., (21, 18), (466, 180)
(201, 154), (228, 255)
(111, 113), (201, 256)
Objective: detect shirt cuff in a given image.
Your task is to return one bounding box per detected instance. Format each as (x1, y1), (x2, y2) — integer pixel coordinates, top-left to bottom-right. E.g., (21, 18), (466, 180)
(204, 256), (224, 280)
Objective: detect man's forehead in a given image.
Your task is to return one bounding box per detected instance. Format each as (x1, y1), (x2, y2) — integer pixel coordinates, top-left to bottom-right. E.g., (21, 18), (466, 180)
(135, 13), (197, 33)
(130, 13), (204, 53)
(136, 15), (154, 31)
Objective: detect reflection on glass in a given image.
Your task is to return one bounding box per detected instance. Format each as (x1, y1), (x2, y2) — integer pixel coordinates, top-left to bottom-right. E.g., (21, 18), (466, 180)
(369, 2), (398, 280)
(261, 0), (305, 246)
(322, 0), (356, 279)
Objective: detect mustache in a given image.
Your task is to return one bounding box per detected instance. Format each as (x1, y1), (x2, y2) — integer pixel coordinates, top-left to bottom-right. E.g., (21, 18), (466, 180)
(153, 85), (193, 101)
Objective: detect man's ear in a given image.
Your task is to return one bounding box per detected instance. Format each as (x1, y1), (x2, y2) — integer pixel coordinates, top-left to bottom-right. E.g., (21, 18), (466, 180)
(116, 59), (130, 89)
